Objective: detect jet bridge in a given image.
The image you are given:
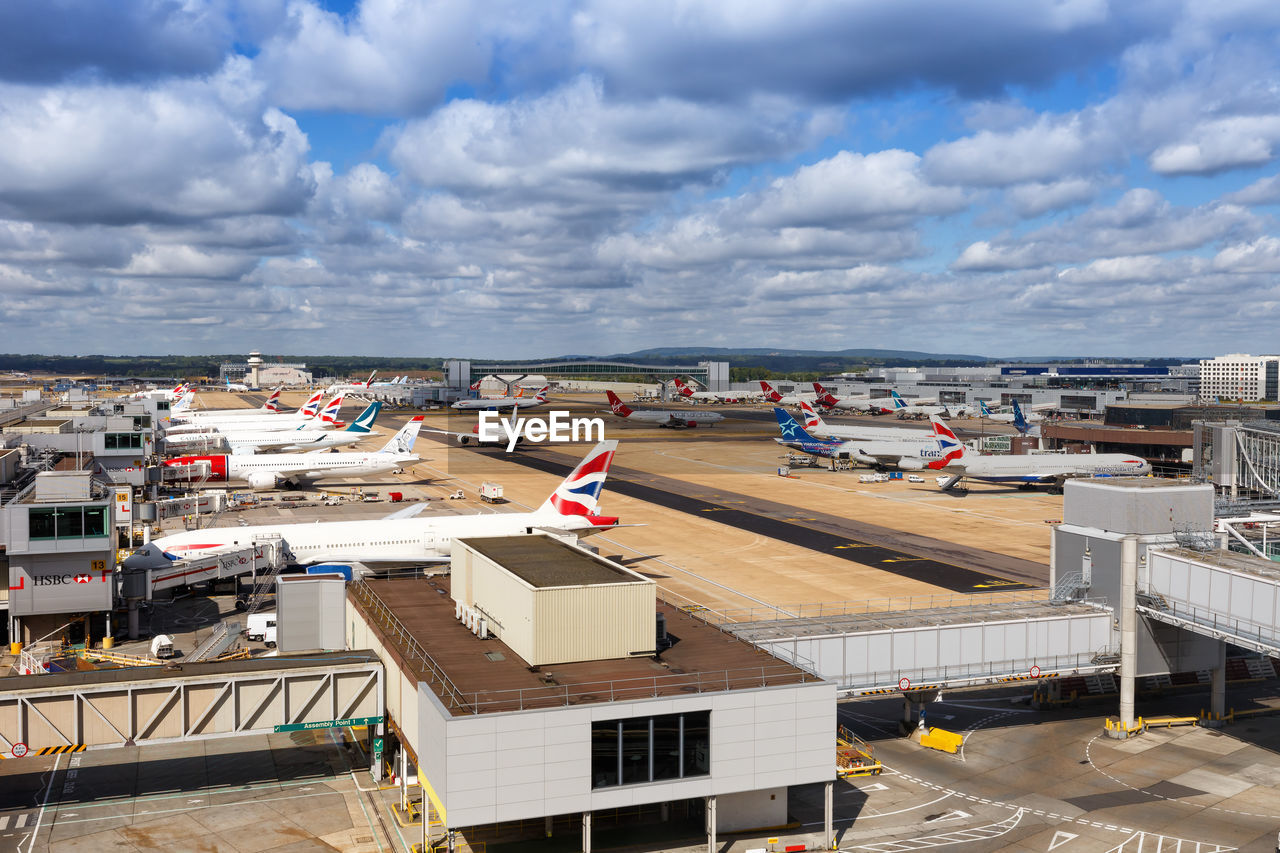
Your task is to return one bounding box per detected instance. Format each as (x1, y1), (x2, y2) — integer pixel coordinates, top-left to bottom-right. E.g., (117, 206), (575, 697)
(1139, 547), (1280, 657)
(725, 594), (1115, 697)
(122, 539), (285, 601)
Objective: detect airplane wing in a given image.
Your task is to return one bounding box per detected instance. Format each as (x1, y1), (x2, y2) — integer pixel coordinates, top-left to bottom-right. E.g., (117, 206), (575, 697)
(382, 503), (429, 521)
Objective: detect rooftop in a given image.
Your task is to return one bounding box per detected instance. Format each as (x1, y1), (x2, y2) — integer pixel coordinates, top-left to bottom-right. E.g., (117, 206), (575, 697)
(460, 535), (646, 588)
(350, 576), (819, 716)
(727, 599), (1108, 643)
(1163, 546), (1280, 583)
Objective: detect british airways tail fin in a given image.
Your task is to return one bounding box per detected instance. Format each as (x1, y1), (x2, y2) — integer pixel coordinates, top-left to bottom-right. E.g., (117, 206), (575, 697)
(798, 400), (827, 432)
(537, 440), (618, 516)
(926, 415), (967, 468)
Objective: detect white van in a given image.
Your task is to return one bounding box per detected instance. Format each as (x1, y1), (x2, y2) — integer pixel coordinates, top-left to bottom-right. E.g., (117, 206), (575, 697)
(246, 612), (277, 648)
(907, 474), (925, 483)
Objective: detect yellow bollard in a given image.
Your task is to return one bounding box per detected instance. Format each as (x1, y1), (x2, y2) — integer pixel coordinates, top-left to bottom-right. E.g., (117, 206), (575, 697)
(9, 642), (21, 656)
(102, 636), (115, 650)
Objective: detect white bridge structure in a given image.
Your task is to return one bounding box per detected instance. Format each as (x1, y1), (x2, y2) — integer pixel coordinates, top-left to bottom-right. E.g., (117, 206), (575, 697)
(0, 653), (383, 753)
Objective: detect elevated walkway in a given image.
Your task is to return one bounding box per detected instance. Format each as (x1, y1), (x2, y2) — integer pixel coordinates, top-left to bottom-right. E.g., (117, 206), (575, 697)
(123, 538), (285, 600)
(0, 652), (383, 753)
(725, 594), (1117, 696)
(1141, 547), (1280, 657)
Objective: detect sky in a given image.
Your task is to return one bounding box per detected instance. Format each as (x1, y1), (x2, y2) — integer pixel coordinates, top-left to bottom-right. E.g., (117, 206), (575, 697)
(2, 1), (1280, 359)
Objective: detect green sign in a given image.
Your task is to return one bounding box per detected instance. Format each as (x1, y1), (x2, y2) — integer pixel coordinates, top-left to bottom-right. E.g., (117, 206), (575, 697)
(372, 736), (384, 765)
(274, 715), (383, 733)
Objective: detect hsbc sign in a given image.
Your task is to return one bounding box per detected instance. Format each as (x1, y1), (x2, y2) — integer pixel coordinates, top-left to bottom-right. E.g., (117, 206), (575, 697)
(9, 555), (114, 616)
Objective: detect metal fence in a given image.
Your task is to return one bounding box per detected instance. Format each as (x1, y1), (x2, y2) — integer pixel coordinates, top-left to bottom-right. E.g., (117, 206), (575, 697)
(352, 580), (821, 715)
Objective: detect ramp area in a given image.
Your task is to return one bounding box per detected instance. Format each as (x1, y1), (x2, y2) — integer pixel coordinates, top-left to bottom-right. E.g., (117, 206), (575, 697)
(1141, 547), (1280, 657)
(726, 594), (1116, 695)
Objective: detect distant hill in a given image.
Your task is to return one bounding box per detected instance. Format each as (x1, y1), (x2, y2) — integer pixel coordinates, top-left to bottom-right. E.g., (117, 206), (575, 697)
(614, 346), (993, 362)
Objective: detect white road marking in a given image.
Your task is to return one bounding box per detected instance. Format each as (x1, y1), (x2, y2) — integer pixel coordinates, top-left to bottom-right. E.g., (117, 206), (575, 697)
(25, 753), (60, 853)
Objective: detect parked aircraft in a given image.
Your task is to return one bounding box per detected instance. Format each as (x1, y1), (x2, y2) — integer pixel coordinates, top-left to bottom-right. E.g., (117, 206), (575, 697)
(166, 393), (342, 434)
(224, 377), (250, 392)
(774, 409), (945, 467)
(888, 391), (971, 420)
(605, 391), (723, 428)
(452, 385), (549, 411)
(910, 416), (1150, 492)
(812, 383), (892, 414)
(796, 402), (939, 443)
(171, 387), (284, 421)
(163, 402), (382, 454)
(164, 417), (424, 489)
(758, 380), (818, 406)
(978, 400), (1042, 435)
(671, 378), (743, 403)
(146, 440), (621, 563)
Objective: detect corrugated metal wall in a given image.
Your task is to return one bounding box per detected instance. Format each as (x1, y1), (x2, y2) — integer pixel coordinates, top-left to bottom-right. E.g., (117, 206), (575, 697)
(532, 583), (655, 665)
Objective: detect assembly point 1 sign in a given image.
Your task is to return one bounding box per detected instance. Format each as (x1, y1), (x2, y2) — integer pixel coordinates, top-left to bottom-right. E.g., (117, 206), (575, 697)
(274, 715), (383, 733)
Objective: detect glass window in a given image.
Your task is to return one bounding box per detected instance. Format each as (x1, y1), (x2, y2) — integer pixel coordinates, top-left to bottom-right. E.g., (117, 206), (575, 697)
(56, 507), (84, 538)
(621, 718), (650, 785)
(652, 713), (682, 782)
(29, 508), (57, 539)
(83, 506), (107, 537)
(682, 711), (710, 778)
(592, 710), (710, 788)
(591, 721), (619, 788)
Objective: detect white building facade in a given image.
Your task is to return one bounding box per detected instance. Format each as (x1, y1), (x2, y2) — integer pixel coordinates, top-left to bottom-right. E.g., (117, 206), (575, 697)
(1199, 354), (1280, 401)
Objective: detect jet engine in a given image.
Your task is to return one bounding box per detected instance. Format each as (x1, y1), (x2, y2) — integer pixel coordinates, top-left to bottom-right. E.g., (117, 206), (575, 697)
(246, 471), (280, 490)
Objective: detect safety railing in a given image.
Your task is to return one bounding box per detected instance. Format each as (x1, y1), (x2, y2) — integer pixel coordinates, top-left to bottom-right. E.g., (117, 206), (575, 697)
(1136, 595), (1280, 655)
(709, 589), (1060, 626)
(349, 579), (472, 712)
(830, 647), (1119, 694)
(654, 587), (821, 675)
(352, 580), (820, 716)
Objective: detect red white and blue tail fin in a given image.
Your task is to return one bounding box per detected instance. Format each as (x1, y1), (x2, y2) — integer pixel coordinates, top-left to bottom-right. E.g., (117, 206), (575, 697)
(298, 391), (325, 417)
(534, 385), (549, 402)
(261, 387), (283, 412)
(926, 415), (967, 469)
(537, 440), (618, 516)
(799, 400), (826, 431)
(319, 394), (346, 425)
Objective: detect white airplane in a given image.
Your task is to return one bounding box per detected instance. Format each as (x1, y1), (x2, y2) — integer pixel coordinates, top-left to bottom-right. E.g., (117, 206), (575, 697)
(223, 376), (250, 393)
(165, 393), (340, 434)
(811, 383), (895, 414)
(606, 391), (723, 428)
(143, 440), (622, 564)
(773, 409), (946, 467)
(758, 380), (818, 406)
(170, 387), (285, 422)
(325, 370), (379, 395)
(164, 402), (382, 454)
(978, 400), (1042, 434)
(907, 416), (1151, 492)
(126, 382), (188, 401)
(671, 378), (745, 404)
(163, 416), (424, 489)
(796, 402), (939, 443)
(888, 391), (971, 420)
(452, 385), (549, 411)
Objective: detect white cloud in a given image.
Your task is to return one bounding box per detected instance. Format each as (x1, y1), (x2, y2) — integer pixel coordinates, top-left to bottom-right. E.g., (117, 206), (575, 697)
(0, 60), (316, 225)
